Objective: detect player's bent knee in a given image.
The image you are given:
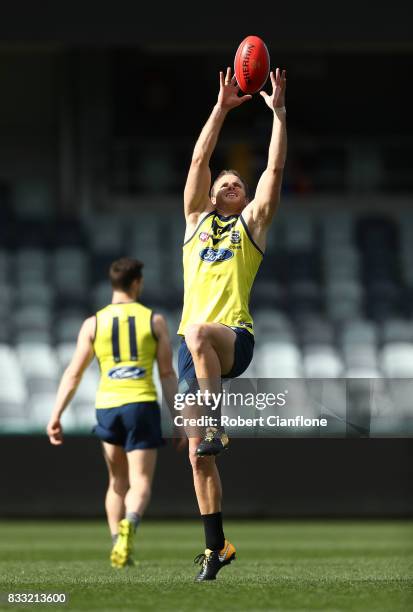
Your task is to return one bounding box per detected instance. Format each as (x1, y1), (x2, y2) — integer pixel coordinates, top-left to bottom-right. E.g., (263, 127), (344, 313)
(185, 324), (211, 354)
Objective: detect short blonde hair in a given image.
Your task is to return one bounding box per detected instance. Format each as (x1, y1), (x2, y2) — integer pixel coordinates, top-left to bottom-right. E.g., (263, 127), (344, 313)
(210, 169), (249, 199)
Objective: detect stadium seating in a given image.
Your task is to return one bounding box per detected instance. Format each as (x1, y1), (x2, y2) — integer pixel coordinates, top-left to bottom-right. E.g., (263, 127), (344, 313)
(16, 342), (59, 395)
(0, 206), (412, 436)
(381, 342), (413, 377)
(0, 344), (28, 429)
(302, 345), (343, 378)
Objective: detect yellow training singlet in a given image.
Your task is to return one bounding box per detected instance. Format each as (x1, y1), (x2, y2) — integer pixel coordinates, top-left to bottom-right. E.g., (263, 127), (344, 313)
(178, 212), (263, 336)
(94, 302), (157, 409)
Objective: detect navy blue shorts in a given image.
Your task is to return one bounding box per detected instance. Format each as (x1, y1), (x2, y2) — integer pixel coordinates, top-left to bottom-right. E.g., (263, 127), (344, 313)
(178, 327), (254, 394)
(93, 401), (165, 452)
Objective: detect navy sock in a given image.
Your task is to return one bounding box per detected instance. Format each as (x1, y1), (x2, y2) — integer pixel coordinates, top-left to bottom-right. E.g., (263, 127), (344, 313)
(202, 512), (225, 550)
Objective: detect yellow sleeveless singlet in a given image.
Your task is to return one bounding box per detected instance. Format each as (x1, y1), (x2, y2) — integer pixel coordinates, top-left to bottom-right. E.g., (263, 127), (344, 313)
(93, 302), (157, 409)
(178, 212), (263, 336)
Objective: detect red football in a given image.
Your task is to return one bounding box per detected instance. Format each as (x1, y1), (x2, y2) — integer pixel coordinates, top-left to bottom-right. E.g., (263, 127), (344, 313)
(234, 35), (270, 94)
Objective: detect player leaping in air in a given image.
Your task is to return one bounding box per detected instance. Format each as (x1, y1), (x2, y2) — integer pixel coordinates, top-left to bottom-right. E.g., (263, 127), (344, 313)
(177, 67), (287, 581)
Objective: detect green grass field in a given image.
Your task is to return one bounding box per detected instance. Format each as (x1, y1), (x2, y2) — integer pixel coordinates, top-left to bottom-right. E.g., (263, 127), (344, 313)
(0, 521), (412, 611)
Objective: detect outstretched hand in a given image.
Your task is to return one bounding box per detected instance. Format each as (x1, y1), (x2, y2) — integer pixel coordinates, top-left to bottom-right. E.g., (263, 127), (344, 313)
(260, 68), (286, 111)
(217, 67), (252, 111)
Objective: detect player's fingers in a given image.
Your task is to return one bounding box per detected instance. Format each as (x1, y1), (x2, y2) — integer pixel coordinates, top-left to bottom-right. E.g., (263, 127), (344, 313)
(274, 85), (282, 101)
(239, 94), (252, 104)
(219, 71), (224, 88)
(259, 90), (268, 99)
(231, 75), (239, 89)
(225, 66), (231, 83)
(270, 70), (276, 87)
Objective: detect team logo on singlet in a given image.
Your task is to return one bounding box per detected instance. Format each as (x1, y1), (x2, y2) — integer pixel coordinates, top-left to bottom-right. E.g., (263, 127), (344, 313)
(230, 230), (241, 244)
(199, 232), (210, 242)
(211, 216), (238, 246)
(199, 247), (234, 263)
(108, 366), (146, 380)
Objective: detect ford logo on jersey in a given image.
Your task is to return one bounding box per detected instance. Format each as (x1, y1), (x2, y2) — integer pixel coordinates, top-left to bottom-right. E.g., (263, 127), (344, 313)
(108, 366), (146, 380)
(199, 247), (234, 263)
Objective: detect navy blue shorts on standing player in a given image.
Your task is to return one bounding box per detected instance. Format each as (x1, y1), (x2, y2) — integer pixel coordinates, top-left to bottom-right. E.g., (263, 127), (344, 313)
(178, 326), (255, 395)
(93, 401), (165, 452)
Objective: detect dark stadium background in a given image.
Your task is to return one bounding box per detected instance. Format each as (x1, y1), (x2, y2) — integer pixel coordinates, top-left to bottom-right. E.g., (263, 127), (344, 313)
(0, 2), (412, 518)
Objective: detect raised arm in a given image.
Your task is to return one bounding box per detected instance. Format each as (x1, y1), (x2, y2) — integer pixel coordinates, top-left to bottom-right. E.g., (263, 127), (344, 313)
(243, 69), (287, 249)
(184, 67), (252, 226)
(47, 316), (95, 445)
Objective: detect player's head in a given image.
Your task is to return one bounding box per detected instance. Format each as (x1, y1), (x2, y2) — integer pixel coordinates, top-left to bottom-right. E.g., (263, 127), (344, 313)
(210, 169), (249, 213)
(109, 257), (144, 299)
